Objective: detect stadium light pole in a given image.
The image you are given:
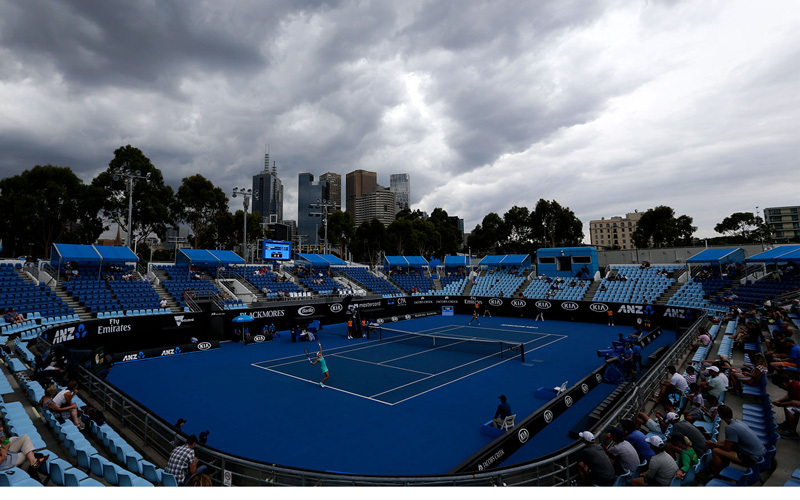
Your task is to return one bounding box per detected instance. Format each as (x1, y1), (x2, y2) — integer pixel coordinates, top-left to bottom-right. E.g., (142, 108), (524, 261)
(113, 165), (151, 249)
(309, 198), (339, 254)
(232, 187), (258, 263)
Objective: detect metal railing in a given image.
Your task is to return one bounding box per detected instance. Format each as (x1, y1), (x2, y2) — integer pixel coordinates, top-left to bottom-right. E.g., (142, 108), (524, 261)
(68, 312), (707, 486)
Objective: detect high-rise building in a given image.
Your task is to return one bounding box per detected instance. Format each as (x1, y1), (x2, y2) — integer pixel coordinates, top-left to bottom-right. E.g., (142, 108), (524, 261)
(345, 170), (377, 215)
(764, 205), (800, 244)
(354, 186), (396, 227)
(297, 173), (327, 248)
(252, 152), (284, 223)
(319, 172), (342, 210)
(390, 173), (411, 213)
(589, 211), (643, 250)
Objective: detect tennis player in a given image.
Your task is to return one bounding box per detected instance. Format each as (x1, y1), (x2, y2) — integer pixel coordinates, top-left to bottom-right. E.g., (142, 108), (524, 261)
(310, 341), (329, 388)
(469, 309), (480, 326)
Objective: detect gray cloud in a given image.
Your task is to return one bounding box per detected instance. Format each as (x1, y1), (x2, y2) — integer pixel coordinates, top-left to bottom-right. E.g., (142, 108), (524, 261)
(0, 0), (797, 242)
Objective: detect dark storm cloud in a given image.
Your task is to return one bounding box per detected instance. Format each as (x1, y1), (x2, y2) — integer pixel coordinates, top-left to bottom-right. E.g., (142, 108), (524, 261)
(0, 0), (265, 92)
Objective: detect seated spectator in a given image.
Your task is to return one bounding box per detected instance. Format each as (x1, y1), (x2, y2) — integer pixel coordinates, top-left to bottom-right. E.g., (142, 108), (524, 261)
(620, 418), (654, 462)
(684, 394), (718, 426)
(772, 375), (800, 439)
(682, 383), (705, 421)
(602, 427), (640, 475)
(165, 435), (208, 486)
(683, 366), (697, 385)
(705, 405), (766, 476)
(631, 435), (678, 486)
(649, 365), (688, 412)
(666, 418), (708, 458)
(46, 382), (84, 429)
(668, 434), (698, 481)
(576, 431), (616, 486)
(696, 327), (711, 347)
(637, 411), (677, 436)
(160, 298), (168, 309)
(699, 366), (726, 401)
(0, 433), (48, 472)
(769, 338), (800, 373)
(730, 353), (768, 395)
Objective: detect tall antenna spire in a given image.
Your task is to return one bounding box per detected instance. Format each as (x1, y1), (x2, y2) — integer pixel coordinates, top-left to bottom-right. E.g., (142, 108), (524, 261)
(272, 160), (277, 176)
(264, 144), (270, 172)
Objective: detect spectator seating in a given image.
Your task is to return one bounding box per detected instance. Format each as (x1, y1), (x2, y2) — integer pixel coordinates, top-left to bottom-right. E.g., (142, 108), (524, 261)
(668, 280), (710, 310)
(593, 265), (683, 304)
(156, 264), (223, 309)
(240, 267), (303, 299)
(523, 277), (589, 301)
(336, 267), (403, 297)
(0, 263), (72, 321)
(390, 271), (434, 295)
(434, 275), (468, 296)
(470, 270), (525, 297)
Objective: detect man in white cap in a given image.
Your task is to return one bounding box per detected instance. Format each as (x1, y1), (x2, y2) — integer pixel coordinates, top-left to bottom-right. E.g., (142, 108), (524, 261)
(576, 431), (616, 486)
(632, 435), (679, 486)
(700, 366), (726, 400)
(636, 411), (677, 435)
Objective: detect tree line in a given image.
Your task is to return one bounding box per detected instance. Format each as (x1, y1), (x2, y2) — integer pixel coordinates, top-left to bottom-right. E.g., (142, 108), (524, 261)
(0, 144), (776, 264)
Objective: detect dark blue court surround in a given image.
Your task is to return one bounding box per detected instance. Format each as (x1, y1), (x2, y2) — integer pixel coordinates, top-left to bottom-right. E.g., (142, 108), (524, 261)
(106, 315), (675, 475)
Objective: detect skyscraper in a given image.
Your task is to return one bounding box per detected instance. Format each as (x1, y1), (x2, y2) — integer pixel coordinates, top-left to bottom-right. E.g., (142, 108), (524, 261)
(354, 187), (396, 227)
(297, 173), (327, 248)
(345, 170), (377, 215)
(319, 172), (342, 210)
(390, 173), (410, 213)
(252, 152), (284, 223)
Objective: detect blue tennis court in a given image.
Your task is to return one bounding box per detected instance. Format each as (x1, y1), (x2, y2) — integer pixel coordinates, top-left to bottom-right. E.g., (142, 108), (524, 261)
(106, 314), (675, 475)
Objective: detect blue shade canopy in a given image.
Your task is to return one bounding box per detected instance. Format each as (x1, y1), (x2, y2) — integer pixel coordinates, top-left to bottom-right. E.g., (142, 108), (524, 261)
(51, 243), (102, 265)
(297, 253), (347, 266)
(232, 314), (254, 322)
(384, 256), (429, 268)
(95, 245), (138, 263)
(208, 250), (245, 265)
(687, 248), (744, 264)
(176, 249), (218, 264)
(745, 245), (800, 263)
(443, 256), (469, 267)
(478, 254), (531, 268)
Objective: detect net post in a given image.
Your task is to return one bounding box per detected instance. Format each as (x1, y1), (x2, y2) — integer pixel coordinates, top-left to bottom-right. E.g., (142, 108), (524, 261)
(520, 343), (525, 363)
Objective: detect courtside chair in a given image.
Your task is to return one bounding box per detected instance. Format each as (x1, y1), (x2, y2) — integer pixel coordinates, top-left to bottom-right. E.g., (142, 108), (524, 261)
(500, 414), (516, 431)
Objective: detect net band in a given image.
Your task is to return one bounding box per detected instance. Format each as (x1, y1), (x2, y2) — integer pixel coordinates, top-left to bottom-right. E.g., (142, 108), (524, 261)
(376, 326), (525, 362)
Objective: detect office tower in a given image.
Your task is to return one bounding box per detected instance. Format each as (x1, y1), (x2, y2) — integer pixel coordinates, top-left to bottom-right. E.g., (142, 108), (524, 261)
(390, 173), (411, 213)
(297, 173), (327, 248)
(345, 170), (377, 215)
(320, 172), (342, 210)
(354, 186), (396, 227)
(252, 152), (284, 223)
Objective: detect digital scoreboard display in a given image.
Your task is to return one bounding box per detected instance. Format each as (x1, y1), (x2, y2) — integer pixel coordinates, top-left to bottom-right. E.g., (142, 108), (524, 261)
(262, 239), (292, 260)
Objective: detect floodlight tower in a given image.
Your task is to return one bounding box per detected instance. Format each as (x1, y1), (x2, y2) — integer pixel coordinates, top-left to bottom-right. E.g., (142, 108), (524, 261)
(309, 199), (339, 254)
(232, 187), (258, 262)
(113, 164), (151, 249)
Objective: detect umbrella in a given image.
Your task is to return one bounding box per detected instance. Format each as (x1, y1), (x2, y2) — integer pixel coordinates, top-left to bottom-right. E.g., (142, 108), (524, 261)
(232, 314), (254, 323)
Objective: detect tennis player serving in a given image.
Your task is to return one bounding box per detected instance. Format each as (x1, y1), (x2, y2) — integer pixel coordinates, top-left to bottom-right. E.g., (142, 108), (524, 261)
(310, 341), (329, 388)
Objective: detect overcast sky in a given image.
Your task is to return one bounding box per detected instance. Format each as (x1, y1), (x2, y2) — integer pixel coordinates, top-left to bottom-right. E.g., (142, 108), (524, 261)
(1, 0), (798, 241)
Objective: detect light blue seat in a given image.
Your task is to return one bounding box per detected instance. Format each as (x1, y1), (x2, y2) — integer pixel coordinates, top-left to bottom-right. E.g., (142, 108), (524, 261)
(66, 476), (105, 486)
(102, 462), (130, 486)
(141, 461), (162, 485)
(118, 473), (155, 486)
(161, 471), (179, 486)
(89, 454), (113, 478)
(49, 458), (89, 486)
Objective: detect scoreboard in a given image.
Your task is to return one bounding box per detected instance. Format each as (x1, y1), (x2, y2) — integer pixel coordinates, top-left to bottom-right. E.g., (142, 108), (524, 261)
(262, 240), (292, 260)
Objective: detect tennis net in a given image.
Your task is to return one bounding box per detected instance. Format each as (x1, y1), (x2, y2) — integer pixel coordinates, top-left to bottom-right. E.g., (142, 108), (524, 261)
(376, 326), (525, 362)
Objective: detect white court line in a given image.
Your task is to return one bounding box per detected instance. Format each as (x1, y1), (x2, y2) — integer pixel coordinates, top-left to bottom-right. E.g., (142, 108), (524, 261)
(369, 349), (512, 399)
(331, 353), (434, 376)
(251, 363), (394, 406)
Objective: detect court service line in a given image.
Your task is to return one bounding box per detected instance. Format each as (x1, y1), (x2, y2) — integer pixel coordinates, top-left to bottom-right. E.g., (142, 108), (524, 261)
(385, 356), (518, 405)
(369, 350), (513, 399)
(250, 364), (394, 406)
(330, 353), (434, 376)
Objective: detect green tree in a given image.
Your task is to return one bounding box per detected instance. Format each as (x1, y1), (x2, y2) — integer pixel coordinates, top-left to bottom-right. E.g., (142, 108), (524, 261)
(714, 212), (766, 243)
(91, 145), (177, 248)
(323, 210), (355, 258)
(467, 212), (506, 254)
(501, 205), (532, 253)
(531, 199), (584, 249)
(428, 208), (461, 259)
(0, 165), (105, 258)
(176, 174), (229, 248)
(351, 219), (386, 265)
(632, 206), (696, 248)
